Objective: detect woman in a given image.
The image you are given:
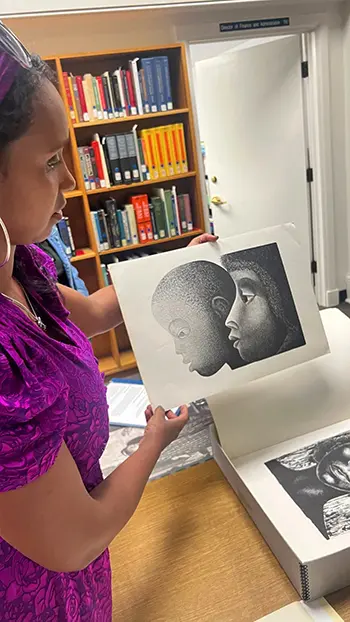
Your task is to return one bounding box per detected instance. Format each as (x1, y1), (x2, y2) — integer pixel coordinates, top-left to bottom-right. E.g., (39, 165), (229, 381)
(221, 243), (305, 364)
(0, 23), (215, 621)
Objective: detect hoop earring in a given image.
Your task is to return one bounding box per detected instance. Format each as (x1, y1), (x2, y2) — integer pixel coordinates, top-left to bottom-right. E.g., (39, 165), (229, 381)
(0, 217), (10, 268)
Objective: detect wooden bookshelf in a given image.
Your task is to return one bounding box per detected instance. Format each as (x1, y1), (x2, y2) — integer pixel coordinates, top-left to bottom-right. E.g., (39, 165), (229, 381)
(73, 108), (190, 129)
(86, 172), (197, 196)
(45, 44), (205, 376)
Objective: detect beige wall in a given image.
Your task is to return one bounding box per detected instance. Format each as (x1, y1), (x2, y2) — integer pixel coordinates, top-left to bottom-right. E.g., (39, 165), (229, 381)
(4, 3), (350, 296)
(4, 10), (178, 57)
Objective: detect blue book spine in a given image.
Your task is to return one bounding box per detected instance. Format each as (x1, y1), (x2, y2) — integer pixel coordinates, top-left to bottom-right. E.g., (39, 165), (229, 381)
(116, 209), (127, 246)
(154, 57), (167, 113)
(57, 220), (73, 258)
(101, 264), (109, 287)
(161, 56), (173, 111)
(141, 58), (157, 113)
(93, 212), (104, 249)
(139, 69), (149, 113)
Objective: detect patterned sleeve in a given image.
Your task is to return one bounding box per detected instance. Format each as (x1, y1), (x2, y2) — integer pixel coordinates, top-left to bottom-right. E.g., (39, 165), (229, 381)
(0, 335), (69, 492)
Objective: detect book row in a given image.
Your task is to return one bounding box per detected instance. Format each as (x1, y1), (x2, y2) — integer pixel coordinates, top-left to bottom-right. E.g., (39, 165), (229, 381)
(78, 123), (188, 190)
(63, 55), (173, 124)
(56, 217), (76, 258)
(90, 188), (193, 252)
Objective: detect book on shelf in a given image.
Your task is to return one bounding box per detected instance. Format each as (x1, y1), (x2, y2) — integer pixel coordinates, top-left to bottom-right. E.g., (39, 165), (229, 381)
(153, 187), (177, 237)
(57, 216), (76, 258)
(67, 55), (173, 124)
(89, 187), (193, 252)
(77, 123), (187, 190)
(116, 133), (132, 185)
(101, 264), (110, 286)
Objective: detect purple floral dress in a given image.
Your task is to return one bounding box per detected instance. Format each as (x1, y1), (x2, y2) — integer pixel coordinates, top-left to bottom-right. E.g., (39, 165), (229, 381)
(0, 245), (112, 621)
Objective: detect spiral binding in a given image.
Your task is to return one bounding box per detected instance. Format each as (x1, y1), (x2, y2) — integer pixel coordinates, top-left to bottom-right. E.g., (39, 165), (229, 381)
(299, 563), (311, 601)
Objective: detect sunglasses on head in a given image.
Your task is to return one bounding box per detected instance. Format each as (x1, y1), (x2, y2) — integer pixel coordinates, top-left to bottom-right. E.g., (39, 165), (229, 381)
(0, 21), (31, 69)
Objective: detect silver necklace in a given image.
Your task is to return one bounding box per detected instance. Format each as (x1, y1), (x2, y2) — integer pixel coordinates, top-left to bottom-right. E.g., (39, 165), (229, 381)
(1, 281), (47, 331)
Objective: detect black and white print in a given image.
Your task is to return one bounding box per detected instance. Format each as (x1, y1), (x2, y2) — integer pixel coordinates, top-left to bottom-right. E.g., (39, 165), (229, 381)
(151, 243), (305, 377)
(101, 399), (213, 481)
(266, 431), (350, 540)
(109, 225), (328, 408)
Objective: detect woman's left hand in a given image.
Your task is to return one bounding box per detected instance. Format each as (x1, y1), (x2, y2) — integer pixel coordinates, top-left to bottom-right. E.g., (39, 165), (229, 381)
(188, 233), (218, 247)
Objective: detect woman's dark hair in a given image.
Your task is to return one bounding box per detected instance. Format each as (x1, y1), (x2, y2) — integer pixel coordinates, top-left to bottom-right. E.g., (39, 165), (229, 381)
(0, 54), (56, 162)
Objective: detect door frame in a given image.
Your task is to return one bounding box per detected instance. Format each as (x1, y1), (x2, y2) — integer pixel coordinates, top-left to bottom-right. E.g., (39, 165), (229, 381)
(175, 9), (340, 308)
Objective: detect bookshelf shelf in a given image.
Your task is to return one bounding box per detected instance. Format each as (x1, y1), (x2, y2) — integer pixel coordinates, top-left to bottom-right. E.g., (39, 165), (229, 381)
(99, 229), (203, 256)
(71, 249), (96, 262)
(98, 351), (136, 376)
(86, 172), (196, 196)
(50, 43), (205, 376)
(98, 355), (120, 375)
(73, 108), (189, 130)
(64, 190), (83, 199)
(119, 350), (137, 370)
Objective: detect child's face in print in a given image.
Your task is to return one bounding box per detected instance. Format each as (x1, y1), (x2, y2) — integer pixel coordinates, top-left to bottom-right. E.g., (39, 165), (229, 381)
(225, 268), (284, 362)
(158, 300), (232, 377)
(318, 445), (350, 492)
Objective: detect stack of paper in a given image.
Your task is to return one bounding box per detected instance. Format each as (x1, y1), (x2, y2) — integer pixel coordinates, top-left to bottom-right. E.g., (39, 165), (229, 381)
(256, 599), (343, 621)
(106, 379), (148, 428)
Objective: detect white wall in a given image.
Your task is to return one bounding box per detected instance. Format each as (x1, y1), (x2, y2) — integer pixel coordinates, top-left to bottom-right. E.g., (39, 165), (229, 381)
(341, 2), (350, 298)
(3, 0), (349, 297)
(327, 16), (348, 295)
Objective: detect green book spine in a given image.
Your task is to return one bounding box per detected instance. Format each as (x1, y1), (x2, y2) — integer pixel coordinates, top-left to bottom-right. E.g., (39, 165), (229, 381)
(164, 190), (176, 237)
(178, 194), (188, 233)
(92, 77), (102, 119)
(151, 197), (167, 238)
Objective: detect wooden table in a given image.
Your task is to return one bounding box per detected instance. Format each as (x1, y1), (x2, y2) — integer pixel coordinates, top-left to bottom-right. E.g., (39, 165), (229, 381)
(110, 460), (350, 621)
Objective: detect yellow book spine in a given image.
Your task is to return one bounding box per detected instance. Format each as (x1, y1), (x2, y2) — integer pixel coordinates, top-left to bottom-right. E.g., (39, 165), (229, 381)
(140, 130), (159, 180)
(159, 126), (174, 177)
(153, 127), (167, 178)
(68, 76), (79, 125)
(169, 124), (182, 175)
(163, 125), (178, 175)
(176, 123), (188, 173)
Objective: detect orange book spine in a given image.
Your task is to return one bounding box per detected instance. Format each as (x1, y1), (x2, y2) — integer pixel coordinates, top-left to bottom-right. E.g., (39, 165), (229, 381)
(176, 123), (188, 173)
(170, 124), (181, 175)
(140, 194), (150, 221)
(141, 130), (159, 180)
(153, 127), (167, 178)
(145, 221), (154, 241)
(131, 196), (144, 224)
(137, 222), (148, 243)
(160, 126), (174, 177)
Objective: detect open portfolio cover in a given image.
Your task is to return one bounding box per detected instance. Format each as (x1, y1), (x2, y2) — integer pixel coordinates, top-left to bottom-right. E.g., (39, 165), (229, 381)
(208, 306), (350, 601)
(109, 224), (329, 409)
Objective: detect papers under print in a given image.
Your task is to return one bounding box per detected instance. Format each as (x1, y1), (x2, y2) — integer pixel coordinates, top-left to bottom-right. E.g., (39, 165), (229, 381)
(266, 431), (350, 539)
(101, 399), (213, 480)
(109, 225), (328, 407)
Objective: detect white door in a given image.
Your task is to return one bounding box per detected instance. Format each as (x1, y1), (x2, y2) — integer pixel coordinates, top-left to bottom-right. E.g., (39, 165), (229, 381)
(194, 36), (312, 261)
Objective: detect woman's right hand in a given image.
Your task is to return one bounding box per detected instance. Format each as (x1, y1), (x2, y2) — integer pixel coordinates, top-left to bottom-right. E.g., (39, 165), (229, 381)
(142, 405), (189, 452)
